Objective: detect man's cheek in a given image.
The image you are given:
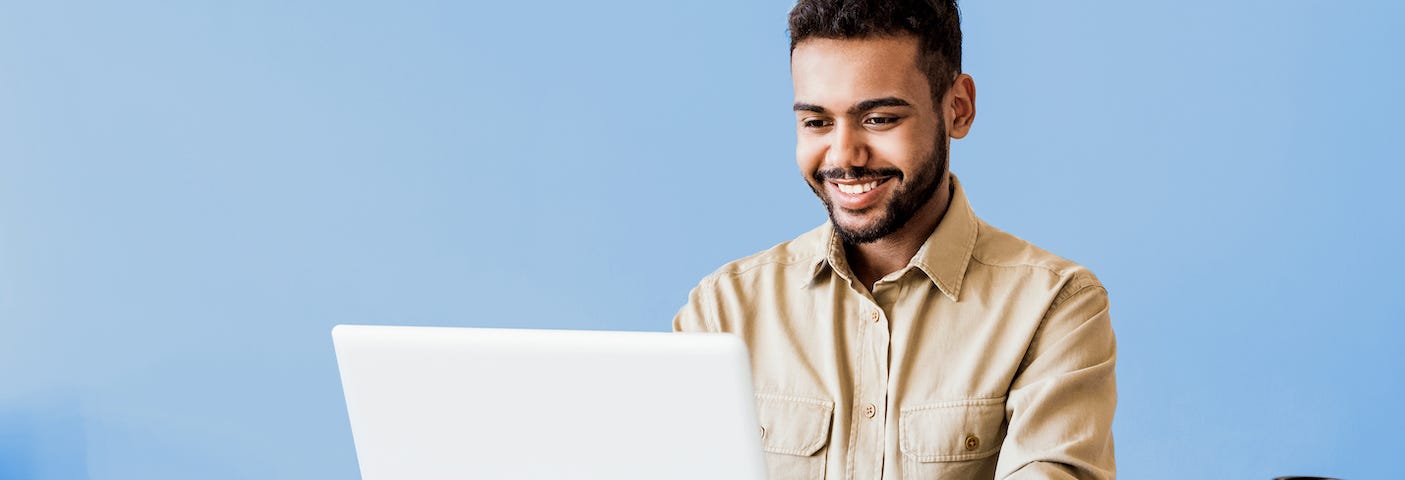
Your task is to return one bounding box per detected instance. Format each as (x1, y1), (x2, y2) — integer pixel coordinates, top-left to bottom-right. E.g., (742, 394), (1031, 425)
(797, 157), (820, 175)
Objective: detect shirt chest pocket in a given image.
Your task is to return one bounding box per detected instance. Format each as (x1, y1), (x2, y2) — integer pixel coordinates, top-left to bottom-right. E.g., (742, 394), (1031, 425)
(898, 397), (1006, 479)
(755, 393), (833, 480)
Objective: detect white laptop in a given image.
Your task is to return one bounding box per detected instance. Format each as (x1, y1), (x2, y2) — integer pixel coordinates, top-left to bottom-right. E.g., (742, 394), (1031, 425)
(332, 325), (766, 480)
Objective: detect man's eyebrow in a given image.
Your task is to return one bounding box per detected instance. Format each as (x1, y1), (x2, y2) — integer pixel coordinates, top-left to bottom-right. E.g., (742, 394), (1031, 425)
(849, 97), (911, 114)
(792, 97), (913, 115)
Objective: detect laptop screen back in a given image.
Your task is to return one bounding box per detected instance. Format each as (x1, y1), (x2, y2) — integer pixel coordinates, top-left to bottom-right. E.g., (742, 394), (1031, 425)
(333, 325), (765, 480)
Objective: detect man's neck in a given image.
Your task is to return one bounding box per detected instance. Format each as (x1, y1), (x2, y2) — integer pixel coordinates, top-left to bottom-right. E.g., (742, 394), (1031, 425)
(844, 174), (953, 291)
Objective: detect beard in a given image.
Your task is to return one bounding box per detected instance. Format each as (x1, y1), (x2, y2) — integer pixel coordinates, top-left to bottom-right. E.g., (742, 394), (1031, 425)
(805, 124), (948, 245)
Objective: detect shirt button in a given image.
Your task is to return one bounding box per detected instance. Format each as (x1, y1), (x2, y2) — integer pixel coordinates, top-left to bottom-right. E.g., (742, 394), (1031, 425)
(864, 403), (876, 418)
(870, 311), (880, 323)
(964, 434), (980, 451)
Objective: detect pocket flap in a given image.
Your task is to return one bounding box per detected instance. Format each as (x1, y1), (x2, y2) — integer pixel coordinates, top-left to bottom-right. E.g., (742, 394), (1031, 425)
(755, 393), (834, 456)
(899, 397), (1005, 462)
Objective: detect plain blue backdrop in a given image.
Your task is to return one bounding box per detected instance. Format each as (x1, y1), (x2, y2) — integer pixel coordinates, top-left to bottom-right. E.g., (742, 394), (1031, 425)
(1, 0), (1401, 478)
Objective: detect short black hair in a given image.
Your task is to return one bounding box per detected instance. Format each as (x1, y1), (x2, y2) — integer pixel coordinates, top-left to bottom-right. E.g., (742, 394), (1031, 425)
(788, 0), (962, 105)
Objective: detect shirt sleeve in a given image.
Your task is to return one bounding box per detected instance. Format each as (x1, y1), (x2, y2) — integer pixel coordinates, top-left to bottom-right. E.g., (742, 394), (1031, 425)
(996, 279), (1118, 480)
(672, 276), (721, 333)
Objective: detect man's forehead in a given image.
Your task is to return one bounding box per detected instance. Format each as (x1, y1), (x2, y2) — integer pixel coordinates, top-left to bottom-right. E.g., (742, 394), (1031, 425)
(791, 36), (930, 108)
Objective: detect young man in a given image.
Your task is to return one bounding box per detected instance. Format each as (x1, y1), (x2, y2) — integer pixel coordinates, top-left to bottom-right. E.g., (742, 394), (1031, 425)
(673, 1), (1116, 479)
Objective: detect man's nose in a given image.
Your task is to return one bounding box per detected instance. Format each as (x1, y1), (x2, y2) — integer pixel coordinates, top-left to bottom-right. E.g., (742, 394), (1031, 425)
(824, 122), (867, 168)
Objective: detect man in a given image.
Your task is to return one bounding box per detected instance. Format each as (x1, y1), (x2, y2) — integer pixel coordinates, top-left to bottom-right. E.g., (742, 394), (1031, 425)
(672, 1), (1116, 479)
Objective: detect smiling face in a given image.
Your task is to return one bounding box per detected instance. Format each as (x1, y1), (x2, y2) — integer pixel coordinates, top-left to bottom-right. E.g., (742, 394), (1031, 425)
(792, 35), (949, 245)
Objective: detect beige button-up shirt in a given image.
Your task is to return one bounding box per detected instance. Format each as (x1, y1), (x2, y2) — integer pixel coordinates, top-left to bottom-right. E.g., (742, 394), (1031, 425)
(673, 175), (1116, 479)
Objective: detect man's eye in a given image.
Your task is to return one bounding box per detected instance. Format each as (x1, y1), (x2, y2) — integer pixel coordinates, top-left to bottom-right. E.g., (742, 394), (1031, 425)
(864, 116), (899, 126)
(802, 119), (832, 128)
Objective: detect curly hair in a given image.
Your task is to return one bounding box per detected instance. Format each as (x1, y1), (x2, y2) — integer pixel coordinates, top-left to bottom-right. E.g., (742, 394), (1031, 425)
(788, 0), (963, 105)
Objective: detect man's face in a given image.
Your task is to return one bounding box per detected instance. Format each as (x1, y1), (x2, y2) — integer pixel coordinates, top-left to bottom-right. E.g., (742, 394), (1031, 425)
(792, 35), (947, 245)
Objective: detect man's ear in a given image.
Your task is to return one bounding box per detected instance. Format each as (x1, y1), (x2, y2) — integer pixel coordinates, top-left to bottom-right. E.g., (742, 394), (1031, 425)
(946, 74), (976, 139)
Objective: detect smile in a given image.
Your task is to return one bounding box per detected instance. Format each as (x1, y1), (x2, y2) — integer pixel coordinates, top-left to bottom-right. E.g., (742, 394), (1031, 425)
(830, 176), (893, 193)
(826, 177), (894, 210)
(836, 180), (882, 194)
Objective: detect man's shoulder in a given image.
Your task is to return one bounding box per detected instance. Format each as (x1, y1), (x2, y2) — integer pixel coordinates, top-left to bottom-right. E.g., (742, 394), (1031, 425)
(970, 218), (1103, 294)
(698, 223), (829, 287)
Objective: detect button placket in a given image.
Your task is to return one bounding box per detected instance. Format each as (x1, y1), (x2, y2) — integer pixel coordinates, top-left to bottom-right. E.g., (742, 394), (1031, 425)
(850, 301), (890, 478)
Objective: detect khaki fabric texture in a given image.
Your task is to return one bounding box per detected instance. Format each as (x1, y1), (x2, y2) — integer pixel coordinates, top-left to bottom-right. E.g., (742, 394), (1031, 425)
(673, 175), (1116, 480)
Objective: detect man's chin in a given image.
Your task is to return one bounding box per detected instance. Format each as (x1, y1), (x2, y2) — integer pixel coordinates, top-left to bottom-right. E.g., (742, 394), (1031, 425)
(831, 210), (871, 227)
(830, 216), (885, 242)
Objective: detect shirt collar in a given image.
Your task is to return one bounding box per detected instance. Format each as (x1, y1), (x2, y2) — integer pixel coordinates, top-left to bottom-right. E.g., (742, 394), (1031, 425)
(804, 174), (979, 302)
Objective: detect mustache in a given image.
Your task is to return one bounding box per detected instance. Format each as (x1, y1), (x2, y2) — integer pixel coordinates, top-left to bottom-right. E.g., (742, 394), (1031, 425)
(813, 166), (904, 183)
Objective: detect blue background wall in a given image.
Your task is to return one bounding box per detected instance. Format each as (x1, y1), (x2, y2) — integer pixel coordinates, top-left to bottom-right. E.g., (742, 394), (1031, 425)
(1, 0), (1401, 478)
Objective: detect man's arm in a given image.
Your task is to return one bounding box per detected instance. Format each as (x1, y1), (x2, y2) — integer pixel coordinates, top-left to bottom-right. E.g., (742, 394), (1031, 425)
(673, 278), (720, 333)
(996, 280), (1117, 480)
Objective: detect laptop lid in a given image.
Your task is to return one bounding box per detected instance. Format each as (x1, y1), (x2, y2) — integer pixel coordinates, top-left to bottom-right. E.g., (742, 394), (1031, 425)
(332, 325), (765, 480)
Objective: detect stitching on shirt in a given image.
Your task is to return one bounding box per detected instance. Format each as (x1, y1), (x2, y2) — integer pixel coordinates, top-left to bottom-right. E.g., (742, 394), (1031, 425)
(754, 393), (834, 456)
(711, 224), (831, 279)
(964, 257), (1103, 314)
(754, 392), (835, 407)
(900, 417), (1001, 462)
(899, 399), (1005, 462)
(967, 255), (1068, 276)
(1052, 276), (1102, 306)
(967, 219), (1082, 274)
(715, 253), (820, 280)
(897, 396), (1006, 412)
(1046, 283), (1106, 319)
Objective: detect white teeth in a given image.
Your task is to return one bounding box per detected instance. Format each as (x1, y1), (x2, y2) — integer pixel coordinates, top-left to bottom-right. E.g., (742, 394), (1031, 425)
(837, 180), (880, 194)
